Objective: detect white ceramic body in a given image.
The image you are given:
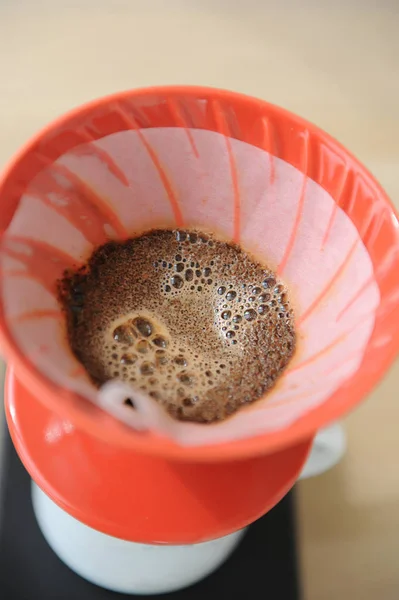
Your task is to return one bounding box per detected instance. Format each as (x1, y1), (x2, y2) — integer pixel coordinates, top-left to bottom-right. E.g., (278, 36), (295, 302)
(300, 423), (346, 479)
(31, 423), (345, 595)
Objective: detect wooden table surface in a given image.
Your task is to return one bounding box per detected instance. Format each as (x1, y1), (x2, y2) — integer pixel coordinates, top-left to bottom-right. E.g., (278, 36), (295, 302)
(0, 2), (398, 598)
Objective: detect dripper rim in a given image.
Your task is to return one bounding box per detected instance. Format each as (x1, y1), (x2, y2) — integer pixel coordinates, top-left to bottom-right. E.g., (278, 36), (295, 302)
(0, 85), (398, 460)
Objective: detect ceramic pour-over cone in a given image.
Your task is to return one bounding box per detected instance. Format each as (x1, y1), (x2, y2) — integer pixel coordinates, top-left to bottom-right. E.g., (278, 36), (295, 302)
(1, 87), (398, 547)
(1, 87), (398, 459)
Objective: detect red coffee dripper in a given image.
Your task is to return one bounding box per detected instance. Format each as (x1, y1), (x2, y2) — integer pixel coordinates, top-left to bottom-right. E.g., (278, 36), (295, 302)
(0, 86), (398, 545)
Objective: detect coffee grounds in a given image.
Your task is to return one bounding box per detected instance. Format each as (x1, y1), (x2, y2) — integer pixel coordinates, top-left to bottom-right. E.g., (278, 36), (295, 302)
(58, 230), (296, 423)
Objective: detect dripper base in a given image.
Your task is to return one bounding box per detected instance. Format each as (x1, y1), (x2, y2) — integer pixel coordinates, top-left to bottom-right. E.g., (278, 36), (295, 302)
(4, 366), (312, 544)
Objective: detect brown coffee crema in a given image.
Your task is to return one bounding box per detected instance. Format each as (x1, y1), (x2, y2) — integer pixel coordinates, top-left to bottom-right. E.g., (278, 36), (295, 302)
(58, 230), (297, 423)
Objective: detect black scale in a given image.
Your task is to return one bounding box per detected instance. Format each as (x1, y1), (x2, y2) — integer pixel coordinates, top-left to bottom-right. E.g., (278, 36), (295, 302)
(0, 426), (301, 599)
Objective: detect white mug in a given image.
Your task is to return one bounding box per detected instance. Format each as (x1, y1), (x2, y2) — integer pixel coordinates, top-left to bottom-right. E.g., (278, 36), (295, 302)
(31, 423), (346, 595)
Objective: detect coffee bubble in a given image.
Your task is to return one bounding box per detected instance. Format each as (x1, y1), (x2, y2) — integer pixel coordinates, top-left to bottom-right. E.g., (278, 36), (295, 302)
(183, 397), (196, 407)
(155, 351), (168, 366)
(140, 362), (155, 376)
(120, 353), (137, 365)
(178, 372), (195, 386)
(171, 275), (184, 289)
(133, 317), (153, 337)
(113, 324), (136, 345)
(175, 231), (187, 242)
(262, 277), (276, 289)
(259, 293), (271, 303)
(258, 304), (269, 315)
(152, 335), (168, 348)
(244, 309), (257, 322)
(136, 339), (151, 354)
(174, 355), (188, 367)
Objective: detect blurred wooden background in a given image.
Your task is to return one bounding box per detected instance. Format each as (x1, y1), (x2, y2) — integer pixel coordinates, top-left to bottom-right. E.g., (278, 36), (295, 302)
(0, 2), (398, 598)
